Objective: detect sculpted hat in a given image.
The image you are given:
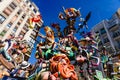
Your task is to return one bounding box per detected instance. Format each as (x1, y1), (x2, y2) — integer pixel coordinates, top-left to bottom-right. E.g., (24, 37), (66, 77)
(20, 61), (30, 69)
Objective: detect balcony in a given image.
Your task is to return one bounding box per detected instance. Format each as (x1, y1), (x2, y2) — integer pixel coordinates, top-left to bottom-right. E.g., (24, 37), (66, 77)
(103, 38), (110, 45)
(115, 46), (120, 52)
(31, 32), (36, 37)
(19, 31), (25, 37)
(33, 28), (39, 33)
(108, 19), (119, 31)
(113, 31), (120, 40)
(104, 42), (110, 47)
(106, 46), (115, 54)
(98, 41), (103, 46)
(100, 28), (106, 35)
(23, 26), (29, 32)
(33, 24), (41, 31)
(30, 35), (36, 40)
(114, 35), (120, 40)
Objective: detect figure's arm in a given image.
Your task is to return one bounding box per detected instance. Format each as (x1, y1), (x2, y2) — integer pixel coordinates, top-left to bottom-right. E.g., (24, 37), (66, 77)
(0, 43), (5, 48)
(38, 33), (46, 38)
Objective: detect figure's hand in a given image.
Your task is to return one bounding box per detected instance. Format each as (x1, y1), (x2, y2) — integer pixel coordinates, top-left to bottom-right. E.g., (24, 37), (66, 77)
(38, 33), (46, 38)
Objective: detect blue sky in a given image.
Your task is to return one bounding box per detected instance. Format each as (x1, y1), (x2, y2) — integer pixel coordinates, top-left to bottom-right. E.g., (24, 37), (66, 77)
(32, 0), (120, 28)
(29, 0), (120, 64)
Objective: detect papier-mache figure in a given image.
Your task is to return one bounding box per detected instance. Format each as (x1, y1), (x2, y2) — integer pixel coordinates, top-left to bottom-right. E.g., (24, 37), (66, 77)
(38, 26), (55, 47)
(59, 7), (80, 20)
(51, 23), (63, 39)
(37, 26), (56, 60)
(101, 46), (108, 68)
(44, 26), (55, 46)
(59, 7), (80, 36)
(0, 34), (15, 61)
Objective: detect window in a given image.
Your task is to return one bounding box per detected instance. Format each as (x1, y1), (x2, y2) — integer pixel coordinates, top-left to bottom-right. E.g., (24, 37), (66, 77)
(16, 0), (21, 3)
(30, 38), (35, 44)
(27, 19), (30, 23)
(29, 4), (32, 7)
(9, 2), (17, 10)
(22, 14), (26, 19)
(30, 13), (35, 17)
(11, 2), (17, 7)
(17, 22), (21, 25)
(116, 40), (120, 49)
(6, 22), (13, 28)
(11, 15), (18, 23)
(95, 31), (99, 34)
(103, 38), (109, 43)
(19, 31), (25, 36)
(13, 26), (18, 32)
(17, 19), (22, 25)
(17, 9), (22, 15)
(113, 31), (120, 38)
(26, 0), (29, 4)
(33, 9), (37, 13)
(100, 28), (106, 34)
(3, 7), (12, 16)
(22, 4), (26, 9)
(0, 30), (7, 36)
(26, 8), (29, 12)
(98, 41), (102, 46)
(0, 14), (6, 24)
(23, 25), (29, 32)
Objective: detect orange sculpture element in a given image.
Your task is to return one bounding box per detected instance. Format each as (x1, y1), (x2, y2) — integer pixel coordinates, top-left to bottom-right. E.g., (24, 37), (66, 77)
(50, 54), (78, 80)
(22, 47), (28, 53)
(65, 8), (77, 14)
(65, 8), (80, 18)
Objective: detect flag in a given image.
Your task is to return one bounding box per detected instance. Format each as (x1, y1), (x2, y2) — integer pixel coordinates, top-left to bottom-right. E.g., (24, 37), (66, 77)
(32, 15), (42, 22)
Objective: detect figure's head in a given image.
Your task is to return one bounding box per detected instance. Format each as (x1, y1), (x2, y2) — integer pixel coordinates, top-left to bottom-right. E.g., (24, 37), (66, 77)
(51, 23), (60, 30)
(20, 61), (31, 69)
(65, 8), (80, 18)
(44, 26), (51, 32)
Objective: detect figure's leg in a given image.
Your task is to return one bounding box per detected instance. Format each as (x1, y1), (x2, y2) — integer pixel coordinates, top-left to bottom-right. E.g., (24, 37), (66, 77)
(2, 48), (12, 61)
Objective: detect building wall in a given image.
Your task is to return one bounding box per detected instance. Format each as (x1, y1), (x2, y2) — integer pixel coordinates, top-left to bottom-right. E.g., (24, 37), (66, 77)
(92, 8), (120, 55)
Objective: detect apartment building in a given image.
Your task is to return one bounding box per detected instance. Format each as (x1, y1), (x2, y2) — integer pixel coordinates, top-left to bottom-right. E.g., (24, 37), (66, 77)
(91, 8), (120, 55)
(0, 0), (43, 48)
(0, 0), (43, 60)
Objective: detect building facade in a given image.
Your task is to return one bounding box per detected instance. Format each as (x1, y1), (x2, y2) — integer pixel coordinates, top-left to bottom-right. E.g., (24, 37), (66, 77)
(92, 8), (120, 55)
(0, 0), (43, 48)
